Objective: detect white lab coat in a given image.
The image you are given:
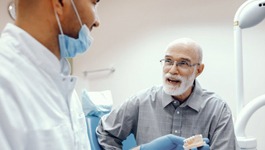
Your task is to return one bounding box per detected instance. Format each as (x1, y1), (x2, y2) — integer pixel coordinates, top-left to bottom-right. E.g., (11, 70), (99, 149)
(0, 23), (91, 150)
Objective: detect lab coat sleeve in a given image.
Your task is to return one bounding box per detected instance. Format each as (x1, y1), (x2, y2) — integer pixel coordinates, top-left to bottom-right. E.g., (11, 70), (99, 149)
(0, 118), (12, 150)
(209, 103), (239, 150)
(96, 96), (139, 150)
(0, 88), (26, 150)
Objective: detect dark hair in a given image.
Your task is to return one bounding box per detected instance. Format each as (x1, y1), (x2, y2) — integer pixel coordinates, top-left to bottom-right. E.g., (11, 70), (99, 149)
(59, 0), (63, 6)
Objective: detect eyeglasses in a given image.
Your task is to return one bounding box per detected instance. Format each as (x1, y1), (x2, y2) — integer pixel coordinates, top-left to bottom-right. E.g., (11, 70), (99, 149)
(160, 58), (200, 70)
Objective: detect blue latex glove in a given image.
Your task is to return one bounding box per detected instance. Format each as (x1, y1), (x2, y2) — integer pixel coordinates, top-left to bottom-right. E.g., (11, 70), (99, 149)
(190, 138), (210, 150)
(140, 134), (185, 150)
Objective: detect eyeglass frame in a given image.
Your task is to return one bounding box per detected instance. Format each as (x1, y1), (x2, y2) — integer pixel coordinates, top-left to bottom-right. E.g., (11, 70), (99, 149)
(160, 58), (200, 70)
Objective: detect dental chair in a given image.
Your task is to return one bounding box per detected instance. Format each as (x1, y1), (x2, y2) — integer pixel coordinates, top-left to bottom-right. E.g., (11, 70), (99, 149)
(86, 115), (137, 150)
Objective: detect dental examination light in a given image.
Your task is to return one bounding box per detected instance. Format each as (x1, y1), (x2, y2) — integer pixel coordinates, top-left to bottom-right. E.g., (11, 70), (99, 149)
(234, 0), (265, 149)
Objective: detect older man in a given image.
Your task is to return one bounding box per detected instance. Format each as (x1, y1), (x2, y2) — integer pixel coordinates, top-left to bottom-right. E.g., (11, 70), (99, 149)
(96, 38), (239, 149)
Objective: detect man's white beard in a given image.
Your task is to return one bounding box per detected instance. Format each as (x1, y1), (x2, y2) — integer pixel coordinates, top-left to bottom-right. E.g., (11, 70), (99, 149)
(163, 70), (196, 96)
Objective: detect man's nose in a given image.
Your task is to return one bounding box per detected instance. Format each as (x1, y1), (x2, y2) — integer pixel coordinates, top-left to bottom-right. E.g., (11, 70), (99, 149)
(168, 62), (180, 74)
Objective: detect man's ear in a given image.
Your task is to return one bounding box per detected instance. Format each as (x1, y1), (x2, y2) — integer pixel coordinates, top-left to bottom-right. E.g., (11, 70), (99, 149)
(195, 63), (204, 77)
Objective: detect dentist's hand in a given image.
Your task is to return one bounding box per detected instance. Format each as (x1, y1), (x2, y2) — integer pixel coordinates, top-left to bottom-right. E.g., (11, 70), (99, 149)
(140, 134), (185, 150)
(136, 135), (210, 150)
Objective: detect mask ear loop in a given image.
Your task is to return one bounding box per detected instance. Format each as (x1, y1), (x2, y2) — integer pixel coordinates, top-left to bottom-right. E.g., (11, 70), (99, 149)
(54, 10), (64, 35)
(54, 9), (67, 59)
(70, 0), (83, 27)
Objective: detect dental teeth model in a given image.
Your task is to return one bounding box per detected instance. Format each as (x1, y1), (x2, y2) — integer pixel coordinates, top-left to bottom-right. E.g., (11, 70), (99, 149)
(183, 134), (205, 150)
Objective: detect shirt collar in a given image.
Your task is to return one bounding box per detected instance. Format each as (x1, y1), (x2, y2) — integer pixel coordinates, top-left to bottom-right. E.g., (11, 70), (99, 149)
(161, 80), (204, 112)
(181, 80), (204, 112)
(161, 88), (175, 108)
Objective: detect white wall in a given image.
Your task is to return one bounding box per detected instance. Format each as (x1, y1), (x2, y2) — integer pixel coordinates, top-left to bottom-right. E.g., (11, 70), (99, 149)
(0, 0), (14, 29)
(1, 0), (264, 149)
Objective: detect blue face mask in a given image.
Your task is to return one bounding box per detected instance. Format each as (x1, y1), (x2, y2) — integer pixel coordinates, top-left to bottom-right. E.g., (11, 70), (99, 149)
(55, 0), (93, 58)
(58, 25), (93, 58)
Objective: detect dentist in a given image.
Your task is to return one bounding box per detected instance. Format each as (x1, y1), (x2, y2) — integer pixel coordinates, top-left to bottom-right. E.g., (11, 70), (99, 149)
(0, 0), (99, 149)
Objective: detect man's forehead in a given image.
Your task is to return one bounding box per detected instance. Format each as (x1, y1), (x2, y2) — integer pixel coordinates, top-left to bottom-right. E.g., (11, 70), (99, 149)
(165, 47), (197, 60)
(166, 45), (195, 54)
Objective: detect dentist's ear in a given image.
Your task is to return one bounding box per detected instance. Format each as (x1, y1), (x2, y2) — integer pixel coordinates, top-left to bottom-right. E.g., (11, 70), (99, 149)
(52, 0), (64, 16)
(195, 63), (204, 78)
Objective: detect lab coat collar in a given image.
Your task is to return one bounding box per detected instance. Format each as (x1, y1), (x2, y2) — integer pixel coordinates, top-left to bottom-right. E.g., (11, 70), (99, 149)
(60, 58), (71, 76)
(2, 23), (61, 75)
